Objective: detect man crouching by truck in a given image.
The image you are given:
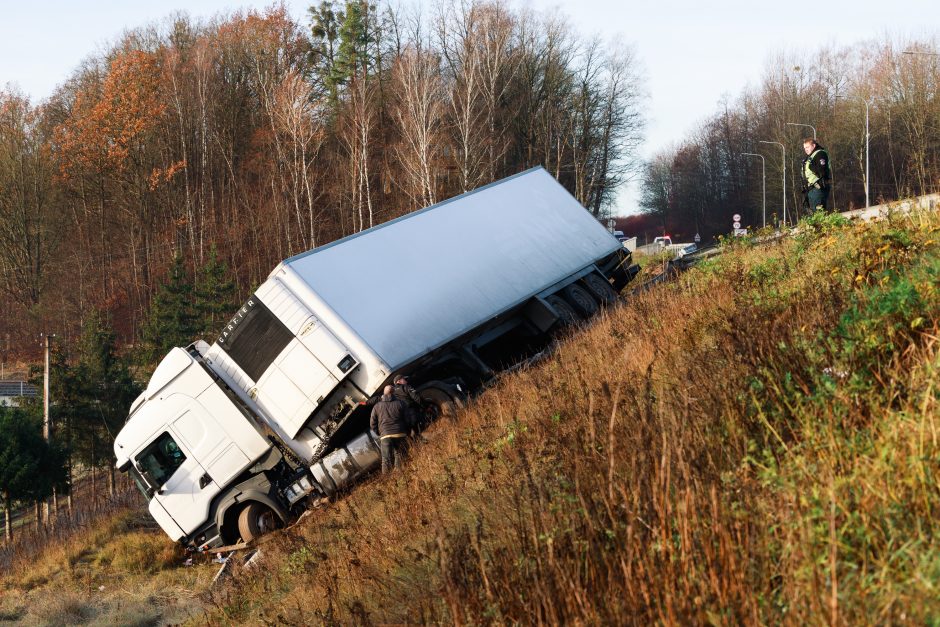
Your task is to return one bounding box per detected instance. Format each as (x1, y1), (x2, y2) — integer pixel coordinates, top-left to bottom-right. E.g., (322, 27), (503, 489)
(370, 385), (410, 473)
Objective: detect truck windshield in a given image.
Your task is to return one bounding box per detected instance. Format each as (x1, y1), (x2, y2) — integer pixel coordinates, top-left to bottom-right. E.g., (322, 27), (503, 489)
(135, 432), (187, 489)
(127, 465), (151, 500)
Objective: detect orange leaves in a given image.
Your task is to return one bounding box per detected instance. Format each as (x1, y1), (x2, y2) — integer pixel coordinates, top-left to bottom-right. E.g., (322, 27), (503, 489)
(55, 49), (165, 179)
(149, 159), (186, 191)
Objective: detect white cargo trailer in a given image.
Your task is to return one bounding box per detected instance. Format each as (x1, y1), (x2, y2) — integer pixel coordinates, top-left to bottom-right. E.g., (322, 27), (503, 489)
(114, 167), (638, 549)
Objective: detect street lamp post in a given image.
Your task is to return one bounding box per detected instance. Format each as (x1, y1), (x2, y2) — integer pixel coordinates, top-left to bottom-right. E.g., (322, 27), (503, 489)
(786, 122), (816, 140)
(742, 152), (766, 228)
(759, 140), (786, 225)
(863, 98), (870, 208)
(834, 96), (872, 208)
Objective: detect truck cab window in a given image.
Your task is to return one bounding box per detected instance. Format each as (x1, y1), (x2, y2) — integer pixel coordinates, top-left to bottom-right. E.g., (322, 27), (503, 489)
(135, 432), (187, 489)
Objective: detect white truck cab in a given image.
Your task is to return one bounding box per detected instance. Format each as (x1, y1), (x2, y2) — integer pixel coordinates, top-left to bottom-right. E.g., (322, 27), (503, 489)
(115, 344), (273, 545)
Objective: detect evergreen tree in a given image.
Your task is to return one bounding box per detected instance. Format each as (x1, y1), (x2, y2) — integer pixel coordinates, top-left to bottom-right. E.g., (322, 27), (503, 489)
(139, 253), (199, 365)
(0, 407), (68, 541)
(309, 1), (344, 100)
(59, 311), (141, 500)
(330, 1), (375, 92)
(195, 245), (238, 339)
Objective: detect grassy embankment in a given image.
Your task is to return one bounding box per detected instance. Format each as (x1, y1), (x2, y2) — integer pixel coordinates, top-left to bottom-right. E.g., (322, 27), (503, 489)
(3, 207), (939, 624)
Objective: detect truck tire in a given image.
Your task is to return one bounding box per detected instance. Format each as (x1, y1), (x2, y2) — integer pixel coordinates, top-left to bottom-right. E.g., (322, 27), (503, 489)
(561, 284), (599, 318)
(418, 382), (459, 427)
(237, 502), (280, 543)
(545, 294), (581, 328)
(581, 273), (619, 306)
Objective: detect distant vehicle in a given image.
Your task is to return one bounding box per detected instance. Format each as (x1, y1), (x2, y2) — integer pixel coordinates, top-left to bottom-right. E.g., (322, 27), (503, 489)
(609, 230), (637, 252)
(637, 235), (697, 259)
(114, 167), (640, 551)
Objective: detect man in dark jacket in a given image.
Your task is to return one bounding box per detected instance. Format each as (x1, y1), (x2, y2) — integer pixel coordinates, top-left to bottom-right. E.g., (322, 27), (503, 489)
(365, 375), (424, 430)
(369, 385), (410, 473)
(801, 138), (832, 212)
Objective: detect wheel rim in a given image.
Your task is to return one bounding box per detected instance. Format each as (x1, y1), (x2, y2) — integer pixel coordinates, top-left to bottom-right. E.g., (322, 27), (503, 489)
(258, 510), (276, 534)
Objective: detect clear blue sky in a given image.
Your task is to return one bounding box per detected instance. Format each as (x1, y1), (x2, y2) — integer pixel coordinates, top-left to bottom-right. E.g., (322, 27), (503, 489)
(1, 0), (937, 214)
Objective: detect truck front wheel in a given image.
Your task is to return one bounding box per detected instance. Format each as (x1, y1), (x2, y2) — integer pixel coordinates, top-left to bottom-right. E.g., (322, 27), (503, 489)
(238, 502), (280, 543)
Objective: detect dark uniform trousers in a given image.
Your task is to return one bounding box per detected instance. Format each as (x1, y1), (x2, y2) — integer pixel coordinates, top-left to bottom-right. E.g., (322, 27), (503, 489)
(380, 434), (410, 473)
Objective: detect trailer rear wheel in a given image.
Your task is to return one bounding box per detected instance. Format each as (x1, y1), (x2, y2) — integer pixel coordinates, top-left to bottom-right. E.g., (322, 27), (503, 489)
(545, 294), (581, 328)
(238, 502), (279, 543)
(418, 382), (459, 427)
(561, 284), (598, 318)
(581, 273), (619, 305)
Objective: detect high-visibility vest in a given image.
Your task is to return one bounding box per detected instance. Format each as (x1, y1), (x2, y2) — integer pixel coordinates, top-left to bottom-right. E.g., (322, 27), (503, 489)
(804, 149), (826, 186)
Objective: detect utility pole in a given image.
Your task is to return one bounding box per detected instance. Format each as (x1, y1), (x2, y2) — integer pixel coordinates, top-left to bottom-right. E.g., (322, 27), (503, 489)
(43, 334), (58, 521)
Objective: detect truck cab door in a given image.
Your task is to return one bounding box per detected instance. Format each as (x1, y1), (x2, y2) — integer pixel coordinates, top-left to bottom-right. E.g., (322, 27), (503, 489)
(136, 400), (242, 536)
(136, 430), (213, 537)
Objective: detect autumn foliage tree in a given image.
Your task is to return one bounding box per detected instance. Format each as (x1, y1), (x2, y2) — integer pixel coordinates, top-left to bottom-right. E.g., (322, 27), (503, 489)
(1, 1), (646, 360)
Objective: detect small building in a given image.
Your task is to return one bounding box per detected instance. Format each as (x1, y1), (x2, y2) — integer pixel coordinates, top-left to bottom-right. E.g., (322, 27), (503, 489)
(0, 381), (38, 408)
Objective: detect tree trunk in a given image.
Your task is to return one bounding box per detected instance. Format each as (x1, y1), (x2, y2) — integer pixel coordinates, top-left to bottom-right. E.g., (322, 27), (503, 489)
(108, 466), (115, 499)
(34, 500), (41, 530)
(67, 457), (73, 516)
(4, 493), (10, 542)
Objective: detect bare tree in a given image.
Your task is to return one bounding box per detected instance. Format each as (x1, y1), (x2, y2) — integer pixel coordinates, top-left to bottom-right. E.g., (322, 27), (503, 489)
(272, 70), (327, 247)
(338, 75), (377, 231)
(392, 47), (445, 207)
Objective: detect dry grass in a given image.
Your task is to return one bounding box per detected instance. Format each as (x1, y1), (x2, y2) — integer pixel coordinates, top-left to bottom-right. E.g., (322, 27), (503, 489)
(5, 210), (939, 625)
(203, 209), (940, 625)
(0, 505), (215, 625)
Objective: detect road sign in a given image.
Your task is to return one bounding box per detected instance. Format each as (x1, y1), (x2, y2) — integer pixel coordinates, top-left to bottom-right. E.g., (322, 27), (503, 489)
(732, 221), (741, 229)
(734, 228), (747, 237)
(694, 233), (701, 243)
(732, 213), (741, 222)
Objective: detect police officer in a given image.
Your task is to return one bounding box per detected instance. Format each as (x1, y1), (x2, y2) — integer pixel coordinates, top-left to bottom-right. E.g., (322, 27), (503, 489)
(801, 137), (832, 212)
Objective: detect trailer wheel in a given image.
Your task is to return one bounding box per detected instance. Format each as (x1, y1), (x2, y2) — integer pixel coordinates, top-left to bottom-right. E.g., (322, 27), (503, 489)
(561, 284), (598, 318)
(545, 294), (581, 328)
(238, 502), (280, 543)
(418, 382), (459, 427)
(581, 273), (619, 306)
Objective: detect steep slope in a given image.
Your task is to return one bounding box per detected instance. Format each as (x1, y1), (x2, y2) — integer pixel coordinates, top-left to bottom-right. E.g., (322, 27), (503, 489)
(3, 209), (939, 624)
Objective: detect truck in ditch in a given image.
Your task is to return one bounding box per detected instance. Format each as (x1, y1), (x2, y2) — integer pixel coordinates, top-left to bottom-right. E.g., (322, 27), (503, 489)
(113, 167), (639, 550)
